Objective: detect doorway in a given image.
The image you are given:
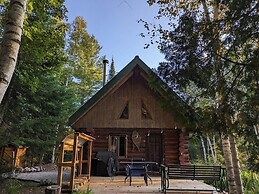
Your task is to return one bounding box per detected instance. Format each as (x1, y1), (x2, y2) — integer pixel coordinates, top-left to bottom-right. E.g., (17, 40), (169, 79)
(146, 133), (163, 164)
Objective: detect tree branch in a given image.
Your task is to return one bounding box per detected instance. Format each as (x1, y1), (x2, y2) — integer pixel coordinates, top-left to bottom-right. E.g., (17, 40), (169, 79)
(200, 0), (210, 22)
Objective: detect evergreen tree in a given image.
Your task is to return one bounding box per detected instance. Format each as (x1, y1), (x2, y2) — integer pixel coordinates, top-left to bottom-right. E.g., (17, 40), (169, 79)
(108, 57), (116, 81)
(64, 16), (103, 104)
(0, 0), (73, 164)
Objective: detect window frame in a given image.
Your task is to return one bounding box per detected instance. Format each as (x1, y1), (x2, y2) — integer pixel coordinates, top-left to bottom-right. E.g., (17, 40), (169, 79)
(108, 134), (128, 159)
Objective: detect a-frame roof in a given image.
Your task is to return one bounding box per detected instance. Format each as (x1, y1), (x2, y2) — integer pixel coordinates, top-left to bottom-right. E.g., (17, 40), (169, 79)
(68, 56), (190, 127)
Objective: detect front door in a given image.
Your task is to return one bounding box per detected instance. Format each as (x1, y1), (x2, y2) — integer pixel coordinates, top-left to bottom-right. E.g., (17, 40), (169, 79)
(146, 133), (163, 164)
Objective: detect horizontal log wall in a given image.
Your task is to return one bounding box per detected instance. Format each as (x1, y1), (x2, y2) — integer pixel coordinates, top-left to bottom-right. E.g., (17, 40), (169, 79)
(88, 128), (185, 164)
(163, 129), (180, 164)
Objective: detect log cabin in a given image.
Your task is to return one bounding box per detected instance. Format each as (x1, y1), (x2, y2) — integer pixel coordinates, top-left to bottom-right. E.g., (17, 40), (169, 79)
(68, 56), (192, 173)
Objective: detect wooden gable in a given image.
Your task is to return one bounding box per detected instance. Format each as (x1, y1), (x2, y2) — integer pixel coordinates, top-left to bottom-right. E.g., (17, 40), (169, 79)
(69, 56), (189, 130)
(72, 66), (180, 129)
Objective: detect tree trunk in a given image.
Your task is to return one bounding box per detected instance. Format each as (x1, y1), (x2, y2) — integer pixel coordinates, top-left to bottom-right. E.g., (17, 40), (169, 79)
(0, 0), (27, 104)
(229, 136), (243, 194)
(51, 145), (56, 164)
(200, 135), (207, 164)
(212, 135), (217, 163)
(221, 133), (237, 193)
(51, 124), (59, 164)
(254, 124), (259, 140)
(207, 136), (217, 164)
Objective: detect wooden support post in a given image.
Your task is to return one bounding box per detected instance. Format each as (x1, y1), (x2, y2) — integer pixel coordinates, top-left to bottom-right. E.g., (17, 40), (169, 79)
(57, 142), (64, 187)
(78, 147), (83, 176)
(87, 141), (93, 180)
(12, 151), (15, 168)
(70, 132), (79, 190)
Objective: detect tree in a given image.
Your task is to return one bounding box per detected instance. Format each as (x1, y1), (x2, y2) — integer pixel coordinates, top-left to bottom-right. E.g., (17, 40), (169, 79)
(108, 57), (116, 81)
(143, 0), (258, 193)
(0, 0), (27, 103)
(0, 0), (72, 164)
(65, 16), (103, 105)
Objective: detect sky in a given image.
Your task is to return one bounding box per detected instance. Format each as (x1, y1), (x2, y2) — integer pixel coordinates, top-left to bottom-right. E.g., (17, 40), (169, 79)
(64, 0), (166, 72)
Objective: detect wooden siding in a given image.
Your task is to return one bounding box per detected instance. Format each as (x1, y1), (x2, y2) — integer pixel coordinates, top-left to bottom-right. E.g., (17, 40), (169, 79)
(88, 128), (183, 164)
(179, 132), (189, 164)
(163, 130), (180, 164)
(72, 69), (181, 130)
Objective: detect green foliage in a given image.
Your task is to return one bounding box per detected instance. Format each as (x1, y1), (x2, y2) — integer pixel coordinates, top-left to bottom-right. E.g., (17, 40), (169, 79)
(242, 171), (259, 194)
(0, 1), (104, 166)
(0, 158), (12, 174)
(188, 134), (224, 166)
(0, 0), (7, 4)
(72, 188), (94, 194)
(0, 0), (74, 164)
(65, 16), (103, 104)
(6, 179), (23, 194)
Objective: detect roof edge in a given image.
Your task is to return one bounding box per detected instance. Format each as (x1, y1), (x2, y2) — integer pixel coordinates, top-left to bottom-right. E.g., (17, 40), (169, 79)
(68, 56), (151, 126)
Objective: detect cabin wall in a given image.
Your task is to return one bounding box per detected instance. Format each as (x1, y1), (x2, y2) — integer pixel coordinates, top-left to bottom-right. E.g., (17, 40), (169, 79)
(163, 130), (180, 164)
(88, 128), (187, 164)
(73, 74), (181, 130)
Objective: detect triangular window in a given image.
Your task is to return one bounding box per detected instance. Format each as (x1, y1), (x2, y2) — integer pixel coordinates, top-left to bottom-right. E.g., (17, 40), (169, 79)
(141, 100), (152, 119)
(119, 101), (129, 119)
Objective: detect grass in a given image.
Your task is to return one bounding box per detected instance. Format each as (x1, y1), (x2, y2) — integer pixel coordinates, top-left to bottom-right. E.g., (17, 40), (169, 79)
(72, 187), (94, 194)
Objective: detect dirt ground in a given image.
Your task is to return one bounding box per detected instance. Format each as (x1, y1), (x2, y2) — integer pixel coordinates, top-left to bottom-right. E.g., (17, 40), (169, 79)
(0, 179), (45, 194)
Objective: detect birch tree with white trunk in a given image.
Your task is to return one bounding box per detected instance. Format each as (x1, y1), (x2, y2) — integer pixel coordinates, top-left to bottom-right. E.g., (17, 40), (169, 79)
(0, 0), (27, 103)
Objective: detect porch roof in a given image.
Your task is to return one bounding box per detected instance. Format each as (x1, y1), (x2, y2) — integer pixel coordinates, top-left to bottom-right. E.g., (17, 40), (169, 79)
(62, 132), (95, 150)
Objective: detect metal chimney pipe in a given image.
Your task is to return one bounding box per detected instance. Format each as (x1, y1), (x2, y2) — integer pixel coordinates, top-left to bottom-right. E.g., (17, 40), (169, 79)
(103, 59), (109, 86)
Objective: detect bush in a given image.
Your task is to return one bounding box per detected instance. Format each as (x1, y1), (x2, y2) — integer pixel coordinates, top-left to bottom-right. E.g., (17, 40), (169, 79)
(0, 158), (13, 173)
(6, 179), (23, 194)
(242, 170), (259, 194)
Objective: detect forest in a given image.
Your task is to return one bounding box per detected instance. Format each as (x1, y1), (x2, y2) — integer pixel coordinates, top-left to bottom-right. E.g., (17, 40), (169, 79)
(0, 0), (258, 194)
(0, 0), (107, 166)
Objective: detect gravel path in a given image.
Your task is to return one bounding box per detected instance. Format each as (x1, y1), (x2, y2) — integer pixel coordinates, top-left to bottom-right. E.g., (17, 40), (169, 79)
(12, 170), (71, 184)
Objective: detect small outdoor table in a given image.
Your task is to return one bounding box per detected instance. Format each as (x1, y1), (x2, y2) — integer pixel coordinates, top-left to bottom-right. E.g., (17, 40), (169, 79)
(121, 159), (157, 186)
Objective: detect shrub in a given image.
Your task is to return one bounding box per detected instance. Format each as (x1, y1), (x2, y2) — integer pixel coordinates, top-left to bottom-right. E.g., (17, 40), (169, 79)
(6, 179), (23, 194)
(242, 170), (259, 194)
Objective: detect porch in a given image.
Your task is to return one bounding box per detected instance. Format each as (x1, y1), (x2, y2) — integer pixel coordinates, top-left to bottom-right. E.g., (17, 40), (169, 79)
(81, 176), (220, 194)
(11, 171), (221, 193)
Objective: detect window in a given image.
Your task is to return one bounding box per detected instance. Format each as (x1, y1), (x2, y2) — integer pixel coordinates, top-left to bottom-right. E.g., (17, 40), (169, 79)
(108, 135), (128, 158)
(119, 101), (129, 119)
(141, 100), (152, 119)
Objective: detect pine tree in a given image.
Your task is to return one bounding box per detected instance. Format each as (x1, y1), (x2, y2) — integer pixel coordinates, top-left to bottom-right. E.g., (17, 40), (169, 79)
(65, 16), (103, 104)
(108, 57), (116, 81)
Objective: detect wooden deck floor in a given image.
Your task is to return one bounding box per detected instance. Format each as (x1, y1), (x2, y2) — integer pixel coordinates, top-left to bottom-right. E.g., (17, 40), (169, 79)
(78, 176), (221, 194)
